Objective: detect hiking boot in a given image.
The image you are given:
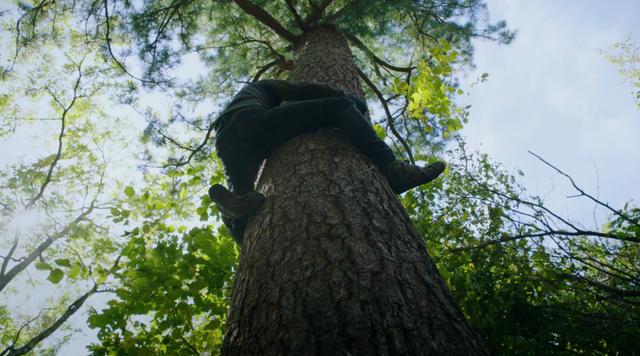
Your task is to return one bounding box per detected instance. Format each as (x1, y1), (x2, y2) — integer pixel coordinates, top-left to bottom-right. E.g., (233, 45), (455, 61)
(208, 184), (266, 219)
(380, 160), (446, 194)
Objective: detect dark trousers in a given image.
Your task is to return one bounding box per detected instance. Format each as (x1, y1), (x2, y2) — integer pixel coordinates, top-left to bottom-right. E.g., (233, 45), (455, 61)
(215, 96), (396, 243)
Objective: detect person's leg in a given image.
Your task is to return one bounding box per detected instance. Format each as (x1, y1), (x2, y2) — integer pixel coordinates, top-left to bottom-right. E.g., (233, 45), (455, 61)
(331, 102), (396, 166)
(318, 98), (446, 193)
(215, 110), (268, 195)
(221, 215), (247, 245)
(216, 135), (263, 195)
(210, 185), (265, 245)
(213, 111), (267, 244)
(213, 99), (358, 244)
(257, 96), (395, 165)
(256, 96), (445, 194)
(255, 96), (355, 151)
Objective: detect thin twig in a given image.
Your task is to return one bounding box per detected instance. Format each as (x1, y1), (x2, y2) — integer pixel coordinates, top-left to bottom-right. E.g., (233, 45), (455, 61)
(0, 311), (44, 356)
(345, 33), (413, 73)
(356, 66), (415, 163)
(180, 336), (200, 355)
(0, 202), (95, 292)
(162, 115), (217, 168)
(103, 0), (155, 84)
(7, 285), (98, 356)
(529, 151), (640, 229)
(26, 57), (85, 208)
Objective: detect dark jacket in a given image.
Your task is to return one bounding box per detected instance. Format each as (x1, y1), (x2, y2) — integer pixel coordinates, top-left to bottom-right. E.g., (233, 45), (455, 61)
(213, 80), (344, 132)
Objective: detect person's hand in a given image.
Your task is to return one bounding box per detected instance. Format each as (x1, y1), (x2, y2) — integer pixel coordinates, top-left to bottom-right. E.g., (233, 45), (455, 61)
(346, 94), (368, 115)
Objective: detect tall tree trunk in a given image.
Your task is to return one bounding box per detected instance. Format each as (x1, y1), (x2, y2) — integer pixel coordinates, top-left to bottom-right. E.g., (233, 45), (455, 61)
(222, 26), (487, 355)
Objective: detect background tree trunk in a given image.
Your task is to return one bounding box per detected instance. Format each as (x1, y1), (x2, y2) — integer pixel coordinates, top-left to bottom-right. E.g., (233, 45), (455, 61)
(222, 27), (487, 355)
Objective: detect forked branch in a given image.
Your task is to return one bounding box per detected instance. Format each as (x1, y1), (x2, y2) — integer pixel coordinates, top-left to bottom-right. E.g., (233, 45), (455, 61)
(345, 33), (414, 73)
(284, 0), (306, 30)
(5, 285), (98, 356)
(303, 0), (334, 27)
(103, 0), (155, 84)
(528, 150), (640, 230)
(232, 0), (299, 43)
(0, 237), (19, 277)
(0, 203), (95, 292)
(356, 66), (415, 163)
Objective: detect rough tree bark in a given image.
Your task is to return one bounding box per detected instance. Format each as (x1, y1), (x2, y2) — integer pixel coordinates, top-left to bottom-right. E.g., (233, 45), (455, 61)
(222, 26), (487, 355)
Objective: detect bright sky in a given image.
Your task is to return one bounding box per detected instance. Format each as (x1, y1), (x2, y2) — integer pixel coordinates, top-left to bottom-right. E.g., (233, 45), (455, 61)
(460, 0), (640, 228)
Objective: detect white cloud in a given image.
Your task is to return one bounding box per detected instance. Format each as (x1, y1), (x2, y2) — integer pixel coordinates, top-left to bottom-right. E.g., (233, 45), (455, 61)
(460, 0), (640, 226)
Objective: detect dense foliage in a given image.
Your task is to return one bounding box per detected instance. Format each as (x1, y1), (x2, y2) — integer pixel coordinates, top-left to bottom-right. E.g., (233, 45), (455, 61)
(0, 0), (638, 355)
(407, 145), (640, 354)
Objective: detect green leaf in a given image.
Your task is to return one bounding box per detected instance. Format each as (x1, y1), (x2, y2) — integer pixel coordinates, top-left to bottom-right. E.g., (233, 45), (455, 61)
(124, 186), (135, 197)
(96, 267), (109, 285)
(96, 273), (108, 285)
(88, 313), (110, 329)
(69, 265), (83, 279)
(47, 268), (64, 284)
(55, 258), (71, 267)
(373, 124), (387, 140)
(35, 260), (52, 270)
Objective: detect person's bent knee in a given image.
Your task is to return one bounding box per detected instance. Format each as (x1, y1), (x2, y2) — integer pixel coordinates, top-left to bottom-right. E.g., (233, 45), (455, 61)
(335, 96), (355, 109)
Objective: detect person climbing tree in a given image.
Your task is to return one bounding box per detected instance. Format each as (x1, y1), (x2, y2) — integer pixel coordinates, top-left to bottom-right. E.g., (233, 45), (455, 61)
(209, 79), (446, 244)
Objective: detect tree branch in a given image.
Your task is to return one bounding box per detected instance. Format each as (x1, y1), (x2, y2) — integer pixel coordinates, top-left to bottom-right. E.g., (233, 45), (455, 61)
(144, 116), (197, 152)
(252, 59), (280, 82)
(284, 0), (306, 30)
(448, 232), (558, 253)
(26, 59), (85, 209)
(251, 57), (292, 82)
(0, 311), (44, 356)
(162, 115), (217, 168)
(180, 336), (200, 355)
(0, 203), (94, 292)
(1, 0), (55, 79)
(7, 284), (98, 356)
(302, 0), (334, 27)
(2, 236), (122, 355)
(461, 179), (638, 245)
(528, 151), (640, 230)
(345, 33), (413, 73)
(232, 0), (299, 43)
(103, 0), (155, 84)
(356, 66), (415, 164)
(148, 0), (185, 60)
(0, 237), (19, 277)
(462, 165), (585, 233)
(545, 234), (639, 285)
